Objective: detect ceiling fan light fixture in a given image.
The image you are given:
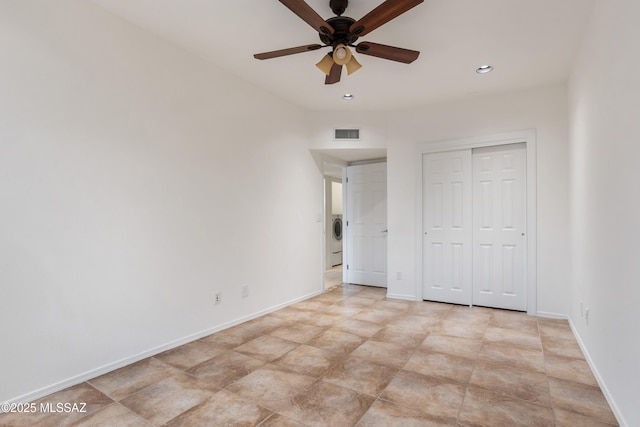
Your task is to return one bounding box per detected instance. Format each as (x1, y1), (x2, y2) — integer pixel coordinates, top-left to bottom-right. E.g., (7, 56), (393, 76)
(316, 53), (335, 75)
(332, 44), (352, 66)
(476, 64), (494, 74)
(345, 55), (362, 75)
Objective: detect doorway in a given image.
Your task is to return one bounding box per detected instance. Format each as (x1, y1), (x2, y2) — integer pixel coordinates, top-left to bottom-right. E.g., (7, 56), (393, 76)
(324, 172), (344, 290)
(322, 160), (389, 290)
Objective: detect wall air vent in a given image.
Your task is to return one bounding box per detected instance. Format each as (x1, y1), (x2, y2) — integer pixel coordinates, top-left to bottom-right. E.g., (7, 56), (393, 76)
(334, 128), (360, 140)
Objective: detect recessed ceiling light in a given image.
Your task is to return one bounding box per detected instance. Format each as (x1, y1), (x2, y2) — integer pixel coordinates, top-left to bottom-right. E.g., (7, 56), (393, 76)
(476, 65), (494, 74)
(342, 93), (355, 100)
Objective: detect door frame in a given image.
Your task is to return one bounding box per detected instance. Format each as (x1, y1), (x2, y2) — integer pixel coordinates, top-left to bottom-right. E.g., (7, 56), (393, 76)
(415, 130), (537, 315)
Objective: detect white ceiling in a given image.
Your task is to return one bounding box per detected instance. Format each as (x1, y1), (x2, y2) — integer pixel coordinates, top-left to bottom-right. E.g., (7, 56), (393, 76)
(92, 0), (595, 112)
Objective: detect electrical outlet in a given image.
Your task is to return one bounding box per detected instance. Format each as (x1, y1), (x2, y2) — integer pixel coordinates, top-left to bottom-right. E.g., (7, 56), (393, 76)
(241, 285), (249, 298)
(585, 307), (590, 326)
(396, 272), (402, 280)
(215, 292), (221, 305)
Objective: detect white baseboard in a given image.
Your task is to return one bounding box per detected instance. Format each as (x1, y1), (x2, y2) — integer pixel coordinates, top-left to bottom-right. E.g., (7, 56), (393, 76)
(536, 311), (569, 319)
(2, 289), (322, 409)
(568, 318), (627, 427)
(386, 292), (419, 301)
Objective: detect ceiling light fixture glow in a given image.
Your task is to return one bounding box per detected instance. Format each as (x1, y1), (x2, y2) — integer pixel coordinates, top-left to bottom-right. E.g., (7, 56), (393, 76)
(342, 94), (355, 100)
(476, 65), (494, 74)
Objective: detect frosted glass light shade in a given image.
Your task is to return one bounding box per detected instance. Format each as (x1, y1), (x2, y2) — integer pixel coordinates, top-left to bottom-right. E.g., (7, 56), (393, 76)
(346, 56), (362, 75)
(316, 54), (334, 75)
(333, 44), (352, 65)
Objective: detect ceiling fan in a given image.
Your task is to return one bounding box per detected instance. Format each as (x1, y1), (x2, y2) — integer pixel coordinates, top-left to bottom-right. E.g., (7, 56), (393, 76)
(254, 0), (424, 84)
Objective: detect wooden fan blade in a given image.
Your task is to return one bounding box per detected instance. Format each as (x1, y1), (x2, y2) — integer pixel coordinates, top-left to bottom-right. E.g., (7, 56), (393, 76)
(325, 63), (342, 84)
(356, 42), (419, 63)
(350, 0), (423, 37)
(254, 44), (323, 60)
(279, 0), (334, 35)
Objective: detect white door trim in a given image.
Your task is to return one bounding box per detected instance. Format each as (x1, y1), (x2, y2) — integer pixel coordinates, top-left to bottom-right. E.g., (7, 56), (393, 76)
(415, 130), (537, 315)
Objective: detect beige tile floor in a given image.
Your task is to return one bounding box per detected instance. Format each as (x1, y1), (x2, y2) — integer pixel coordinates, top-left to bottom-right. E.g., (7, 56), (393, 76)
(0, 284), (618, 426)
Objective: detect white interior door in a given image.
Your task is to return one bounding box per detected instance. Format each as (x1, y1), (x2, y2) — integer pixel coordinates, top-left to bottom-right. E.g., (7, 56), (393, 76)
(345, 163), (387, 287)
(422, 151), (473, 305)
(472, 144), (527, 310)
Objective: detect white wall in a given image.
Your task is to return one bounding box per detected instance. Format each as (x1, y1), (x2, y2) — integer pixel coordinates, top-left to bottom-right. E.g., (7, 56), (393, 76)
(331, 182), (343, 215)
(0, 0), (322, 403)
(388, 86), (570, 316)
(568, 1), (640, 425)
(308, 85), (571, 316)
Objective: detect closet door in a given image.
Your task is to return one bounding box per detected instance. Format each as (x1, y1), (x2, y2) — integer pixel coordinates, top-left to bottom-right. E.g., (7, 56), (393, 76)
(472, 144), (527, 310)
(422, 150), (473, 305)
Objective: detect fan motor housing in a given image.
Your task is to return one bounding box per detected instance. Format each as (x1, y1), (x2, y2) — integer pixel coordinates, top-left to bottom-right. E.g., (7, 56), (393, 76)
(320, 16), (358, 47)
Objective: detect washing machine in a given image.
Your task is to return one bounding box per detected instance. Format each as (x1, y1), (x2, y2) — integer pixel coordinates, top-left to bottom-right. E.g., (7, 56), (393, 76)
(330, 214), (343, 266)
